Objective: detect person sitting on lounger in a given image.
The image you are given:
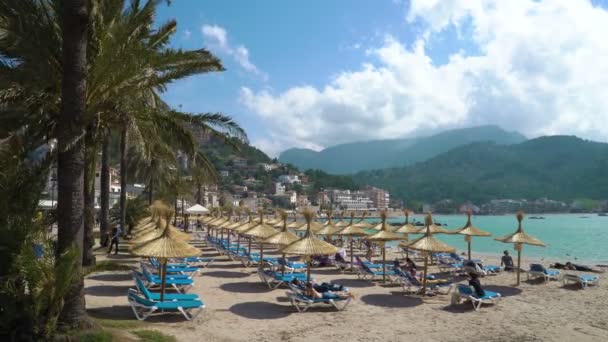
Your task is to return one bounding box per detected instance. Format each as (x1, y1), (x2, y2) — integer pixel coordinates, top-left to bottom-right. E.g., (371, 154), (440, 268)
(550, 262), (599, 272)
(501, 250), (515, 271)
(292, 278), (345, 292)
(305, 282), (355, 300)
(468, 272), (485, 297)
(405, 257), (417, 276)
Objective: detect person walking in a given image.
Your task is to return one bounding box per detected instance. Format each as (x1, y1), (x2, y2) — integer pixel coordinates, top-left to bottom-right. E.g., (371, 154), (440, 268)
(108, 224), (122, 255)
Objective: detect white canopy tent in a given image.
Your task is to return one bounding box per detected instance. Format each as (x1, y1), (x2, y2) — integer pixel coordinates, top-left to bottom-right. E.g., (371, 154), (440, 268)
(185, 204), (209, 215)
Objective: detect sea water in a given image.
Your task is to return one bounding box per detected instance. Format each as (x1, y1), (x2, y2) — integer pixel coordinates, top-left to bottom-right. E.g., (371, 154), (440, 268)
(380, 214), (608, 264)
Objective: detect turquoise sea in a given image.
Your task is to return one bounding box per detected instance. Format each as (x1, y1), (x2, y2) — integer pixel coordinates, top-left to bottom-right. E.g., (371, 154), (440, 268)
(379, 214), (608, 264)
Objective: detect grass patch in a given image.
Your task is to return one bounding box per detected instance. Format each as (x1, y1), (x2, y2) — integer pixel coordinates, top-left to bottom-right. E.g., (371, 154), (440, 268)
(132, 330), (177, 342)
(85, 260), (132, 275)
(94, 318), (145, 329)
(77, 330), (114, 342)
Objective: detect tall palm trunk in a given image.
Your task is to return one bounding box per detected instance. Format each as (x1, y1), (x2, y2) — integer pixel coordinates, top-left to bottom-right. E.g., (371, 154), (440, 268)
(148, 159), (155, 205)
(120, 124), (128, 234)
(196, 182), (202, 204)
(99, 130), (110, 246)
(82, 123), (97, 267)
(57, 0), (92, 330)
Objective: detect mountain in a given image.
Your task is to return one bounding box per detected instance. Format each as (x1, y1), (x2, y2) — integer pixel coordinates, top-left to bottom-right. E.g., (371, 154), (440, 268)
(353, 136), (608, 203)
(279, 125), (526, 174)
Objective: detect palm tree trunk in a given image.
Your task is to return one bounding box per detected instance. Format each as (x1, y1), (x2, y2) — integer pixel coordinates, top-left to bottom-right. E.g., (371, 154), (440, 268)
(196, 182), (202, 204)
(82, 125), (97, 267)
(99, 130), (110, 246)
(56, 0), (92, 330)
(120, 124), (128, 234)
(148, 179), (153, 205)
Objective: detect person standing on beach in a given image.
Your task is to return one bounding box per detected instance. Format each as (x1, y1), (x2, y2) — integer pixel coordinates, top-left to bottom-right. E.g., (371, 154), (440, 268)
(108, 224), (122, 255)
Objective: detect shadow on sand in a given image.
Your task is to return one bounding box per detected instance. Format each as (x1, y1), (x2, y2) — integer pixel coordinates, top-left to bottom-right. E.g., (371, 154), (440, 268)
(85, 285), (132, 297)
(484, 285), (522, 297)
(360, 294), (423, 308)
(88, 306), (192, 323)
(87, 272), (133, 282)
(220, 281), (272, 293)
(228, 301), (291, 319)
(203, 271), (249, 279)
(330, 278), (375, 288)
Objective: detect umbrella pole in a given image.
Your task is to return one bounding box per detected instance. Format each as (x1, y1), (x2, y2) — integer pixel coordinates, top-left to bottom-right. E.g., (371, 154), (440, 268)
(160, 258), (167, 302)
(517, 245), (522, 286)
(259, 242), (264, 269)
(468, 239), (471, 261)
(282, 253), (286, 276)
(382, 243), (386, 282)
(350, 237), (354, 272)
(422, 254), (428, 296)
(306, 255), (311, 283)
(236, 235), (241, 253)
(248, 238), (252, 256)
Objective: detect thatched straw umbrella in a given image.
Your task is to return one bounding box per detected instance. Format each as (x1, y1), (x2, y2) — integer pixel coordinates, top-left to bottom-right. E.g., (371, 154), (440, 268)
(232, 210), (257, 252)
(336, 212), (371, 272)
(354, 211), (374, 229)
(393, 209), (420, 258)
(131, 225), (200, 301)
(315, 210), (342, 236)
(365, 210), (403, 282)
(455, 210), (491, 260)
(241, 210), (278, 267)
(495, 212), (545, 286)
(334, 210), (349, 227)
(263, 211), (299, 275)
(280, 210), (339, 283)
(404, 213), (455, 295)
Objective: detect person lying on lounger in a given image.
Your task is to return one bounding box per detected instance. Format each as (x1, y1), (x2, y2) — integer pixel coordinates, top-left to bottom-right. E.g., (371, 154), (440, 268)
(305, 282), (355, 300)
(292, 278), (345, 292)
(550, 262), (602, 273)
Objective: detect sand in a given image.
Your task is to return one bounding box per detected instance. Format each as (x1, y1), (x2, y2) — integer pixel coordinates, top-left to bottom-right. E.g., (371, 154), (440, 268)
(85, 244), (608, 342)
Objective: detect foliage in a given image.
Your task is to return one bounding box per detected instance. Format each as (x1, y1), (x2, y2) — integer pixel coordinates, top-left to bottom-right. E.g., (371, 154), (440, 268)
(354, 136), (608, 203)
(110, 197), (148, 233)
(84, 261), (132, 276)
(77, 330), (114, 342)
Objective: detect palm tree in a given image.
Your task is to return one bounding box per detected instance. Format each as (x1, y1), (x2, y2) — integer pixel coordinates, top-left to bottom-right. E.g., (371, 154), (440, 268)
(55, 0), (92, 330)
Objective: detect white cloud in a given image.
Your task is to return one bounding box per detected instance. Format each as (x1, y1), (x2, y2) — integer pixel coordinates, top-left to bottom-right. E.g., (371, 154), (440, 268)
(202, 25), (267, 80)
(242, 0), (608, 156)
(183, 29), (192, 40)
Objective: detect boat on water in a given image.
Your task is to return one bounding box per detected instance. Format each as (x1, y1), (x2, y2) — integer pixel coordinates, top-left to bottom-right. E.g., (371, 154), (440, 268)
(529, 216), (546, 219)
(598, 213), (608, 217)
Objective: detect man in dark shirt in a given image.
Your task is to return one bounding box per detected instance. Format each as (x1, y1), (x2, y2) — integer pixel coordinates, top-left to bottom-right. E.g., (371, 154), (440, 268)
(468, 272), (485, 297)
(501, 250), (514, 271)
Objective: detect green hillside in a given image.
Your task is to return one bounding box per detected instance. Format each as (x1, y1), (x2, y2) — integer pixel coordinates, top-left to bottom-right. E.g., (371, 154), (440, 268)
(353, 136), (608, 203)
(279, 125), (526, 174)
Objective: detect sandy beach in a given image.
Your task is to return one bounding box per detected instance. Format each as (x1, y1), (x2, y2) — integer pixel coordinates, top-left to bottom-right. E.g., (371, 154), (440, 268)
(85, 242), (608, 342)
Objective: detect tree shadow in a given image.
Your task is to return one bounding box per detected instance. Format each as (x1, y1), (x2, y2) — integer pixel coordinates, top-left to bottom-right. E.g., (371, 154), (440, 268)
(219, 281), (272, 293)
(204, 271), (249, 279)
(311, 268), (342, 275)
(360, 294), (423, 308)
(206, 263), (244, 269)
(330, 278), (375, 288)
(85, 285), (131, 297)
(105, 254), (138, 260)
(87, 273), (132, 282)
(484, 285), (522, 297)
(88, 305), (133, 320)
(228, 301), (291, 319)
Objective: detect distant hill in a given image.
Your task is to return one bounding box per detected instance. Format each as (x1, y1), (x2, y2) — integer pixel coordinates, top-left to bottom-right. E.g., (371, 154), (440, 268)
(279, 125), (526, 174)
(353, 136), (608, 203)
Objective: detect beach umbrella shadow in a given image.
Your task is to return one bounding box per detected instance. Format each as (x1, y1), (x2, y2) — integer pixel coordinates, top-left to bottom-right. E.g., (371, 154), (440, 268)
(485, 285), (522, 297)
(85, 285), (132, 297)
(87, 272), (133, 282)
(229, 301), (291, 319)
(203, 271), (249, 278)
(88, 305), (133, 320)
(220, 281), (273, 293)
(360, 294), (423, 308)
(330, 278), (375, 288)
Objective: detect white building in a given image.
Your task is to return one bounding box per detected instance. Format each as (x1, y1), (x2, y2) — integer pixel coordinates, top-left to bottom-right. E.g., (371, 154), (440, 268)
(278, 174), (301, 184)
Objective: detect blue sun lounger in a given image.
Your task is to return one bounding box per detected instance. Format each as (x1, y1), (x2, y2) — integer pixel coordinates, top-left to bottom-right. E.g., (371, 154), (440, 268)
(563, 274), (600, 289)
(148, 258), (199, 276)
(141, 263), (191, 279)
(257, 269), (308, 289)
(453, 284), (501, 311)
(527, 264), (561, 282)
(356, 262), (397, 281)
(127, 289), (204, 321)
(133, 275), (199, 301)
(285, 284), (352, 312)
(138, 268), (194, 293)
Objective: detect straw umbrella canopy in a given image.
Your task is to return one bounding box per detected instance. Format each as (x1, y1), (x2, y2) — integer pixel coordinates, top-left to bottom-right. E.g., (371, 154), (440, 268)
(334, 210), (349, 227)
(455, 210), (491, 260)
(280, 210), (340, 283)
(495, 212), (545, 285)
(365, 210), (403, 282)
(241, 210), (278, 267)
(404, 213), (456, 295)
(354, 211), (374, 229)
(232, 211), (258, 251)
(131, 225), (201, 301)
(263, 211), (300, 275)
(336, 211), (371, 272)
(315, 210), (342, 236)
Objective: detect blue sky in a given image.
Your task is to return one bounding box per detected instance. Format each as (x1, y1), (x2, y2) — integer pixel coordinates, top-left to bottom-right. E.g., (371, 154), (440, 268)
(157, 0), (608, 156)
